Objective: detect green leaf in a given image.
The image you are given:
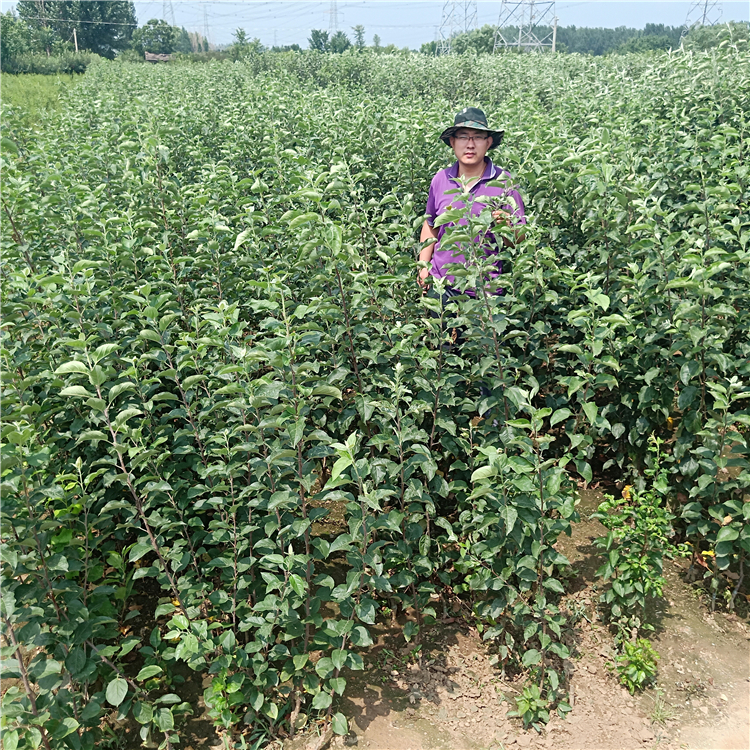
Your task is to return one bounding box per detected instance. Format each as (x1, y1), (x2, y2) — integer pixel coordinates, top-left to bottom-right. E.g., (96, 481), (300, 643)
(133, 701), (153, 725)
(403, 620), (417, 642)
(332, 712), (348, 735)
(350, 625), (373, 647)
(2, 730), (18, 750)
(154, 707), (174, 731)
(140, 329), (162, 343)
(331, 648), (347, 670)
(136, 665), (163, 681)
(329, 676), (346, 695)
(51, 718), (79, 740)
(233, 228), (252, 252)
(264, 702), (279, 721)
(65, 647), (86, 675)
(156, 693), (182, 705)
(582, 401), (598, 425)
(355, 598), (376, 625)
(2, 137), (20, 155)
(329, 455), (352, 483)
(106, 677), (128, 707)
(154, 603), (176, 618)
(543, 578), (565, 594)
(88, 365), (107, 387)
(294, 189), (322, 202)
(293, 654), (309, 671)
(471, 465), (495, 482)
(312, 690), (332, 710)
(77, 430), (108, 443)
(289, 573), (306, 597)
(313, 384), (342, 400)
(521, 649), (542, 667)
(93, 343), (119, 362)
(592, 292), (610, 310)
(55, 361), (89, 375)
(716, 526), (739, 543)
(80, 699), (101, 722)
(60, 385), (94, 398)
(550, 408), (573, 427)
(315, 656), (334, 678)
(502, 506), (518, 535)
(678, 385), (698, 410)
(109, 381), (137, 401)
(288, 212), (319, 230)
(113, 408), (142, 428)
(129, 543), (152, 562)
(290, 416), (305, 447)
(680, 361), (700, 385)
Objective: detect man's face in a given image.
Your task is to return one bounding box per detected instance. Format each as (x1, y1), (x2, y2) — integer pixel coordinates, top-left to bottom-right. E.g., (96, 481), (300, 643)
(449, 128), (491, 167)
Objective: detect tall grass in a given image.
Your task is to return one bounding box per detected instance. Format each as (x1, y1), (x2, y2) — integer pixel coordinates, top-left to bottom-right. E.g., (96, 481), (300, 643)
(1, 74), (77, 125)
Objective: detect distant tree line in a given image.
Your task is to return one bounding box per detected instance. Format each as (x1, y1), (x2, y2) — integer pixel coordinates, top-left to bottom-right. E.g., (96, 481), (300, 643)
(420, 21), (749, 55)
(1, 1), (210, 73)
(2, 3), (747, 75)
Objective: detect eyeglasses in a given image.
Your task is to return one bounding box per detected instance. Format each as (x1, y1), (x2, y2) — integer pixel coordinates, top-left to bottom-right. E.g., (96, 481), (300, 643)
(454, 133), (489, 143)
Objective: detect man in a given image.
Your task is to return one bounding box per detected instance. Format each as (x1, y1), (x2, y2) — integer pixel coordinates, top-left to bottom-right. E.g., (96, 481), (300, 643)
(417, 107), (526, 293)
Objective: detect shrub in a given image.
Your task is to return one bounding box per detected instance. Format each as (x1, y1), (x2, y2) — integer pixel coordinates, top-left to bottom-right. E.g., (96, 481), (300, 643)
(593, 437), (687, 641)
(2, 51), (101, 75)
(616, 638), (660, 693)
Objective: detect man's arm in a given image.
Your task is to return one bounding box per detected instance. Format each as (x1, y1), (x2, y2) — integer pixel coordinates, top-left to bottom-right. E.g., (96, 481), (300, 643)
(418, 220), (439, 287)
(492, 189), (526, 245)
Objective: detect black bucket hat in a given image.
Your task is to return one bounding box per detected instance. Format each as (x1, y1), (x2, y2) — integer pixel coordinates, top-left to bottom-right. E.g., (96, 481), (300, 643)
(439, 107), (504, 150)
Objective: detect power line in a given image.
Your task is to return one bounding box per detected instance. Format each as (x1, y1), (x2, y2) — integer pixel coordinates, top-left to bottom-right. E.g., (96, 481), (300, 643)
(15, 15), (138, 26)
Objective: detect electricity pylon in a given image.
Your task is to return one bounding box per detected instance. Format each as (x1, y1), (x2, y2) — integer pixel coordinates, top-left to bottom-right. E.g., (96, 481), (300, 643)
(437, 0), (478, 55)
(493, 0), (556, 52)
(682, 0), (722, 38)
(162, 0), (175, 26)
(328, 0), (341, 35)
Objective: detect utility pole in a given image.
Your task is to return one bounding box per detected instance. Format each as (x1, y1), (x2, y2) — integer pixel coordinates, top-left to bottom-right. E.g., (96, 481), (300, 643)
(73, 27), (78, 53)
(437, 0), (478, 55)
(493, 1), (556, 53)
(682, 0), (722, 39)
(551, 16), (557, 53)
(204, 6), (210, 50)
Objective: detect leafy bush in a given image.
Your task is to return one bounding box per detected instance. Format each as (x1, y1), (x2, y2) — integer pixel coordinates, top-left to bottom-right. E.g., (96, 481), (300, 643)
(593, 437), (687, 640)
(2, 51), (101, 74)
(1, 48), (749, 748)
(616, 638), (660, 693)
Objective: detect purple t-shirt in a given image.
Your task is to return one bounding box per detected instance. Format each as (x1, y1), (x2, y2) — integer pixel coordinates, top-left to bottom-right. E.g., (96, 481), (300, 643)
(425, 157), (526, 290)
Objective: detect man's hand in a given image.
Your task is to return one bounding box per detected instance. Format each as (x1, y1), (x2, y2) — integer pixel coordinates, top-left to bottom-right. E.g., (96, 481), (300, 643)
(417, 266), (431, 290)
(492, 209), (511, 225)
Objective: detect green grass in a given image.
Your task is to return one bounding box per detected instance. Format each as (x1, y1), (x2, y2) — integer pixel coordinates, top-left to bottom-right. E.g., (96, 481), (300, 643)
(1, 73), (77, 123)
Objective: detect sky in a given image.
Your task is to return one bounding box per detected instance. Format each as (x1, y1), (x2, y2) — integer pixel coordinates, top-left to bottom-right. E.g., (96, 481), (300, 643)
(2, 0), (748, 49)
(133, 0), (750, 48)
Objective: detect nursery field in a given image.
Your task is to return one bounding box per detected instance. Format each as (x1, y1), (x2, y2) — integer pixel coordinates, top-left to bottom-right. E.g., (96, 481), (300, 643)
(1, 48), (749, 750)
